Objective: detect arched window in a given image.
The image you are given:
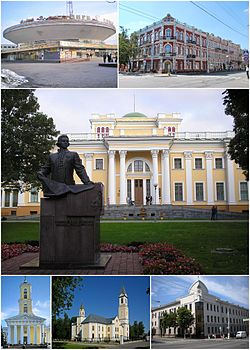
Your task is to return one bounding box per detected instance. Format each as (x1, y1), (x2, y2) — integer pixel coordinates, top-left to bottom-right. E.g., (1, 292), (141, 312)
(127, 164), (132, 172)
(166, 28), (171, 38)
(97, 127), (100, 138)
(145, 163), (150, 172)
(105, 127), (109, 136)
(165, 44), (171, 54)
(24, 303), (28, 313)
(24, 288), (27, 299)
(172, 127), (176, 135)
(168, 126), (171, 134)
(101, 127), (104, 137)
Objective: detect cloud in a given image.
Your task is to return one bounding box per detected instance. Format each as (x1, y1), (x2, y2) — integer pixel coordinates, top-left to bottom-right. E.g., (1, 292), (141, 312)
(35, 300), (50, 309)
(243, 8), (249, 13)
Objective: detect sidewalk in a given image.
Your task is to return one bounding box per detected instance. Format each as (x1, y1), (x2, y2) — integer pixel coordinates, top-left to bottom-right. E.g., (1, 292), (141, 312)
(1, 252), (143, 275)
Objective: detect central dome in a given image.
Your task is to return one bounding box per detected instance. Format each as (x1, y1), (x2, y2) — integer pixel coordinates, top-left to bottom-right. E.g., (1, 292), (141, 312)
(122, 112), (148, 118)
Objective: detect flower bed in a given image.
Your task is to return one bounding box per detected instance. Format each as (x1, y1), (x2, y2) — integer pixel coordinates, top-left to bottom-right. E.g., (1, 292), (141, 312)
(139, 243), (202, 274)
(1, 243), (39, 261)
(100, 243), (139, 253)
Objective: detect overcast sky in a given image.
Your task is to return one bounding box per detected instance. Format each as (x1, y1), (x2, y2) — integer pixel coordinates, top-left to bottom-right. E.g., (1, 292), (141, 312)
(1, 0), (117, 44)
(152, 276), (249, 309)
(34, 88), (234, 134)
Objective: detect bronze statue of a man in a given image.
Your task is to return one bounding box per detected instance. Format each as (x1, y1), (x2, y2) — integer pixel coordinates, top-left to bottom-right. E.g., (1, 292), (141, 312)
(38, 134), (94, 197)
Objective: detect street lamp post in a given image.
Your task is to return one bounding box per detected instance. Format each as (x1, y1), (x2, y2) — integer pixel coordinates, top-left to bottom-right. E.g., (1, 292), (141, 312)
(153, 183), (158, 205)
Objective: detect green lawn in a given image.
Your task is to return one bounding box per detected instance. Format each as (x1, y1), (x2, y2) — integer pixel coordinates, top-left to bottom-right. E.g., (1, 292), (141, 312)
(52, 341), (105, 349)
(2, 222), (248, 274)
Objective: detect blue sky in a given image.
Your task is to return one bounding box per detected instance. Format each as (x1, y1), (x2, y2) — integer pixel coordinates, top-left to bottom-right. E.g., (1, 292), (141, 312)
(1, 0), (117, 44)
(34, 88), (235, 134)
(56, 276), (150, 332)
(152, 276), (249, 309)
(120, 1), (249, 50)
(1, 276), (51, 327)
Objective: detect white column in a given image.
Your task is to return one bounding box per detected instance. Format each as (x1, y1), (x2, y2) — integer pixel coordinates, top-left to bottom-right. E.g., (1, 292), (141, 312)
(225, 151), (236, 204)
(88, 324), (92, 341)
(143, 179), (147, 205)
(27, 325), (30, 344)
(131, 179), (135, 201)
(162, 150), (171, 204)
(111, 325), (115, 341)
(10, 191), (14, 207)
(14, 324), (17, 344)
(85, 153), (93, 181)
(151, 150), (159, 204)
(20, 325), (24, 344)
(184, 152), (193, 205)
(34, 325), (37, 344)
(205, 152), (214, 204)
(108, 151), (116, 205)
(7, 325), (11, 344)
(119, 151), (127, 205)
(2, 190), (6, 207)
(41, 324), (44, 344)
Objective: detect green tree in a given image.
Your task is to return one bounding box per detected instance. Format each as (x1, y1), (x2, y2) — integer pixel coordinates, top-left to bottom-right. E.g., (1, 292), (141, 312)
(160, 312), (177, 336)
(223, 89), (249, 180)
(129, 32), (139, 62)
(176, 307), (194, 338)
(52, 277), (83, 320)
(119, 26), (131, 65)
(1, 89), (59, 190)
(1, 326), (7, 347)
(130, 321), (145, 340)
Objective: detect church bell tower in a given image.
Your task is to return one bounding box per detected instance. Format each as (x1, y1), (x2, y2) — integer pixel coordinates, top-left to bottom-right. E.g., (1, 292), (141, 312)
(19, 277), (33, 315)
(118, 287), (129, 340)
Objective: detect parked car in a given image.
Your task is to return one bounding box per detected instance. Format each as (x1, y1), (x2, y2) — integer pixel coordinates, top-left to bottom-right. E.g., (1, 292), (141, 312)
(236, 331), (247, 339)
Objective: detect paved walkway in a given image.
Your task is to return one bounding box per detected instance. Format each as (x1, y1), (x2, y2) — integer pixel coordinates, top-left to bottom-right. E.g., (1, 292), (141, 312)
(1, 252), (143, 275)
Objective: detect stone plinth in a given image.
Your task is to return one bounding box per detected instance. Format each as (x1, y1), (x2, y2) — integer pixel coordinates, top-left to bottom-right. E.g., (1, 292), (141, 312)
(38, 183), (107, 268)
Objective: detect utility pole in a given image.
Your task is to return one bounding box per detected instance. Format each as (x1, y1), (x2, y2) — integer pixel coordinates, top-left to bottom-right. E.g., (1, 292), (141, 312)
(66, 1), (74, 17)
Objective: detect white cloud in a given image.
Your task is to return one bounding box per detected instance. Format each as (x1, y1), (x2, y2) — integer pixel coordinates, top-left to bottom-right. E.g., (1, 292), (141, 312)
(35, 300), (50, 309)
(243, 8), (249, 13)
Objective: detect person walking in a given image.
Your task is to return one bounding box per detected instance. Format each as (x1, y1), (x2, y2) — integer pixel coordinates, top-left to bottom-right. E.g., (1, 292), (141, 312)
(246, 65), (249, 79)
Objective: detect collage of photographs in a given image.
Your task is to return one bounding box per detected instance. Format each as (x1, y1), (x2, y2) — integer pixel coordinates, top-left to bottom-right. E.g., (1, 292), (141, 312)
(0, 0), (249, 349)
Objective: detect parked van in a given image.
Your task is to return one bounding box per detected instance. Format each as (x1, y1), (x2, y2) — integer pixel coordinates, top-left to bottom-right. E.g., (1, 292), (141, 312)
(236, 331), (247, 339)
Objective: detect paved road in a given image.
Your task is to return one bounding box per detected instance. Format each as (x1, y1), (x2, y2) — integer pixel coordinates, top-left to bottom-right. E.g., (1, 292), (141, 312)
(152, 338), (249, 349)
(119, 71), (249, 88)
(2, 60), (117, 88)
(118, 341), (149, 348)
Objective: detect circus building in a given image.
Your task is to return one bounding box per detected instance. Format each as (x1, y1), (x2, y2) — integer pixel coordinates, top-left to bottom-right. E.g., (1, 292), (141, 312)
(4, 278), (50, 346)
(1, 110), (248, 217)
(2, 7), (116, 62)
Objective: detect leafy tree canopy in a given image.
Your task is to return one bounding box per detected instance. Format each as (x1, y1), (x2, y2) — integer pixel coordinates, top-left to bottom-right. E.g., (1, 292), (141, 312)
(223, 89), (249, 180)
(176, 307), (194, 336)
(129, 321), (145, 339)
(52, 277), (83, 320)
(1, 89), (59, 190)
(119, 27), (139, 66)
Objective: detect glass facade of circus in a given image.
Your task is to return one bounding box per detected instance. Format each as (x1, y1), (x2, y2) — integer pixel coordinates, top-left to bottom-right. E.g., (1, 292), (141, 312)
(1, 112), (248, 216)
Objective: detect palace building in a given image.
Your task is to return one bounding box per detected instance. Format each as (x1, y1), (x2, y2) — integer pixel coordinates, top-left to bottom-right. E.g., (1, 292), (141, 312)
(151, 280), (249, 338)
(71, 287), (129, 342)
(132, 13), (242, 73)
(5, 278), (50, 346)
(1, 111), (248, 216)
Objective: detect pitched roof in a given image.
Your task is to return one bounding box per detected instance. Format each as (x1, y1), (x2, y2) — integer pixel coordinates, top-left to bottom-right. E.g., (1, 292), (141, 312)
(82, 314), (116, 325)
(5, 314), (46, 323)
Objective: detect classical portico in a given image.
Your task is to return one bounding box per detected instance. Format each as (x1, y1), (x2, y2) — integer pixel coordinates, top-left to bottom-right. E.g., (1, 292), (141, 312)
(5, 278), (46, 345)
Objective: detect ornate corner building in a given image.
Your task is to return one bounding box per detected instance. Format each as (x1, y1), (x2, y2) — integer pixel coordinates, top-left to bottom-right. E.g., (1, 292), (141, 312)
(71, 287), (129, 342)
(4, 278), (50, 346)
(1, 111), (248, 216)
(132, 13), (243, 73)
(151, 280), (249, 338)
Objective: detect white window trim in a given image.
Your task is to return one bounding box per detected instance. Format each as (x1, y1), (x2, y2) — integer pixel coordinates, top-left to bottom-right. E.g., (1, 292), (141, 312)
(194, 157), (204, 170)
(29, 189), (40, 203)
(94, 157), (105, 170)
(214, 157), (224, 169)
(239, 181), (249, 201)
(194, 181), (206, 201)
(215, 181), (226, 201)
(173, 157), (184, 170)
(173, 181), (185, 202)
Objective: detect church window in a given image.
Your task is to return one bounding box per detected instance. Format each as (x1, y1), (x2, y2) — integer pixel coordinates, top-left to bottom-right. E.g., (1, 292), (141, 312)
(134, 160), (143, 172)
(195, 183), (204, 201)
(174, 183), (183, 201)
(174, 158), (182, 169)
(240, 182), (248, 201)
(95, 159), (104, 170)
(145, 163), (150, 172)
(30, 188), (39, 203)
(121, 298), (124, 304)
(24, 288), (27, 299)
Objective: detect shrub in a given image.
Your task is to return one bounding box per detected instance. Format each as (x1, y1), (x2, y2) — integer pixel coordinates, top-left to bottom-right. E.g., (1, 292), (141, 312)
(1, 243), (39, 261)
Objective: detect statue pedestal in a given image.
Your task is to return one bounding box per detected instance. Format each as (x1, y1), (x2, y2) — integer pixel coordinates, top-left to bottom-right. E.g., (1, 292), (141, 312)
(21, 183), (111, 269)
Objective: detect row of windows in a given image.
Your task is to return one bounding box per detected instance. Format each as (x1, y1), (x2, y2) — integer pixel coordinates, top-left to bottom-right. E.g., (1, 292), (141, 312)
(174, 157), (224, 169)
(206, 303), (248, 317)
(140, 30), (206, 46)
(142, 46), (207, 58)
(207, 315), (245, 324)
(207, 325), (247, 334)
(96, 126), (109, 138)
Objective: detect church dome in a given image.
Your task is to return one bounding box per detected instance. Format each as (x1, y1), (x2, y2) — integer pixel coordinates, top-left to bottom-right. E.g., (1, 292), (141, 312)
(188, 280), (208, 295)
(122, 112), (148, 118)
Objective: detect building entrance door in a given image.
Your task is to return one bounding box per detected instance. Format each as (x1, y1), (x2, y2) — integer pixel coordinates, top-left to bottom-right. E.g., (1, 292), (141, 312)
(135, 179), (143, 205)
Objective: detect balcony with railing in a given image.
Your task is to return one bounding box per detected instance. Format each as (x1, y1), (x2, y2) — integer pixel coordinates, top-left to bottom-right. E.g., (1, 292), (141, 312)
(67, 131), (234, 142)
